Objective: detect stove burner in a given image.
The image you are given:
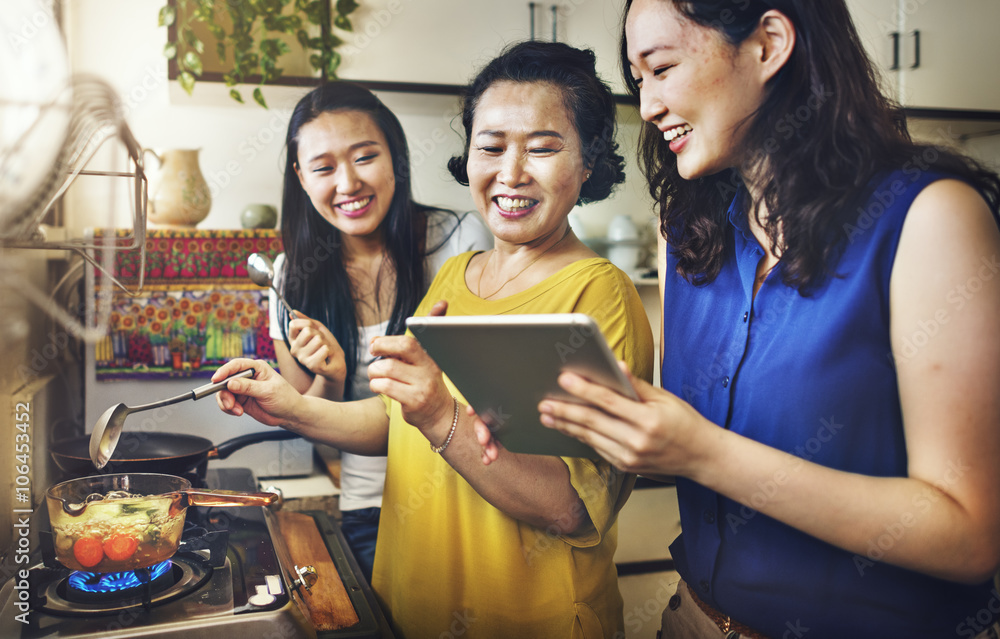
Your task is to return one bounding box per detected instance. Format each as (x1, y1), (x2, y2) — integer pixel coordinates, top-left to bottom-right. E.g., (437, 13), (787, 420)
(38, 553), (212, 617)
(65, 561), (173, 602)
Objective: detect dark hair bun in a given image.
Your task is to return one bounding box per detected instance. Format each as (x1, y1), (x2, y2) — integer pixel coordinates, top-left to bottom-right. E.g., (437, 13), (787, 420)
(448, 40), (625, 205)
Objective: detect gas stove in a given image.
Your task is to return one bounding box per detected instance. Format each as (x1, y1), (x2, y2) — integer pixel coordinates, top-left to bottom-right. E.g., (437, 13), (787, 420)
(0, 469), (390, 638)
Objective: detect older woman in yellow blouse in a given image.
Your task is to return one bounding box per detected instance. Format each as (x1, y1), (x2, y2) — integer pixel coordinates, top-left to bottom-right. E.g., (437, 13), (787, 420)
(213, 40), (652, 639)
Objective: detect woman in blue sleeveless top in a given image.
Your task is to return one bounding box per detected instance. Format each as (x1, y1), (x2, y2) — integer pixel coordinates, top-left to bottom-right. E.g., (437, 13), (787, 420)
(510, 1), (1000, 637)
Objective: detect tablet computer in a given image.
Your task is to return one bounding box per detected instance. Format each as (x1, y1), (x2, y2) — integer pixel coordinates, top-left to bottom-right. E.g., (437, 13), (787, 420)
(406, 313), (636, 458)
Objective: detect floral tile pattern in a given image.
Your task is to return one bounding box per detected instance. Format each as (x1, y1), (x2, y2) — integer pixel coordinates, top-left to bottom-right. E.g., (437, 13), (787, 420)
(93, 229), (283, 380)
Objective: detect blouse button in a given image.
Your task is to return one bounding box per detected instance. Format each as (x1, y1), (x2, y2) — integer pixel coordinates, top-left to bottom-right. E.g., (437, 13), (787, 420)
(742, 311), (749, 322)
(703, 510), (716, 524)
(722, 376), (730, 388)
(700, 580), (710, 594)
(668, 594), (681, 611)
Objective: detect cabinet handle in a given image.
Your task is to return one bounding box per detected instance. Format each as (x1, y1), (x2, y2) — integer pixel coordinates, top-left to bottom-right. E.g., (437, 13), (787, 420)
(911, 30), (921, 69)
(890, 31), (900, 70)
(551, 4), (558, 42)
(529, 2), (536, 41)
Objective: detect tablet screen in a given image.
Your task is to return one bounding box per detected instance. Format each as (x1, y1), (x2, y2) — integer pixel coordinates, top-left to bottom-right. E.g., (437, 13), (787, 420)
(407, 313), (635, 458)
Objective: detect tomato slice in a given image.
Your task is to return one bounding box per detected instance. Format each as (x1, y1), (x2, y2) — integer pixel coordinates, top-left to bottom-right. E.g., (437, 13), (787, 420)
(103, 533), (139, 561)
(73, 537), (104, 568)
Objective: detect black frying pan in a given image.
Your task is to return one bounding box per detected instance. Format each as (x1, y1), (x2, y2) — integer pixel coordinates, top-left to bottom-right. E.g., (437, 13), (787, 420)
(50, 430), (301, 476)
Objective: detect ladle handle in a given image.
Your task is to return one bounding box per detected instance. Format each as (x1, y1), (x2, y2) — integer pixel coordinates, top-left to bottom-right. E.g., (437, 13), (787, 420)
(191, 368), (254, 400)
(182, 489), (278, 508)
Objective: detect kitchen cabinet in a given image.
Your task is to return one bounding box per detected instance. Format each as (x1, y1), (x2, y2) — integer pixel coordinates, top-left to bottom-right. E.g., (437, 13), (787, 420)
(900, 0), (1000, 112)
(336, 0), (627, 93)
(845, 0), (899, 99)
(847, 0), (1000, 112)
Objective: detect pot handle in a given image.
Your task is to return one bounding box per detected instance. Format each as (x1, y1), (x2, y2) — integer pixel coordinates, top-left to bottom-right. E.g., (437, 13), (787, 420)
(180, 488), (279, 508)
(209, 429), (302, 460)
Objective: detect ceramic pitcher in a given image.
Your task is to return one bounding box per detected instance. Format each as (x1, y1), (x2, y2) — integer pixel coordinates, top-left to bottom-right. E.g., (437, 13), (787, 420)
(143, 148), (212, 227)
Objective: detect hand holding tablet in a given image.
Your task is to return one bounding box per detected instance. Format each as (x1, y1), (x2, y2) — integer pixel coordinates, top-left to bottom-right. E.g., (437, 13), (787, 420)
(406, 313), (636, 458)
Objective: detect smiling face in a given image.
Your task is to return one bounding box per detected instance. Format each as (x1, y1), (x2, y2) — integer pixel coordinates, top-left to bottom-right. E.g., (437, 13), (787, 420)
(625, 0), (767, 180)
(294, 110), (396, 239)
(466, 80), (587, 246)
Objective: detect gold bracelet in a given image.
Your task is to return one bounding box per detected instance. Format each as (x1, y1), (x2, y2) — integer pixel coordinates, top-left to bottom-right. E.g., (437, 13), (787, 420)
(430, 396), (459, 454)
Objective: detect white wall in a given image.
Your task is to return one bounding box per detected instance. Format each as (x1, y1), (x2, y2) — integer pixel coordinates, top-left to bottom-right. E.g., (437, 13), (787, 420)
(62, 0), (660, 477)
(63, 0), (657, 249)
(966, 135), (1000, 173)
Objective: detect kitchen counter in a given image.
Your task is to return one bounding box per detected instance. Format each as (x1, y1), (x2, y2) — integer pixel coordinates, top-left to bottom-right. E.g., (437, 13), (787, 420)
(259, 456), (341, 518)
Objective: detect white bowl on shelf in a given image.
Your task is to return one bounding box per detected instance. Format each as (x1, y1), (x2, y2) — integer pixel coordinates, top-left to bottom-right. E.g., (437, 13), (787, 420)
(607, 214), (640, 243)
(607, 243), (642, 272)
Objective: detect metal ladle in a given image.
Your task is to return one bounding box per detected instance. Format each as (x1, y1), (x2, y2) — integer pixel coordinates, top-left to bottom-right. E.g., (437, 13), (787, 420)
(247, 253), (296, 319)
(89, 369), (255, 469)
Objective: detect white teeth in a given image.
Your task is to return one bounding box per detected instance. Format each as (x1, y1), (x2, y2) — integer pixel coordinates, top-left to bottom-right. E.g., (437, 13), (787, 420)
(339, 196), (371, 212)
(496, 196), (535, 211)
(663, 124), (692, 142)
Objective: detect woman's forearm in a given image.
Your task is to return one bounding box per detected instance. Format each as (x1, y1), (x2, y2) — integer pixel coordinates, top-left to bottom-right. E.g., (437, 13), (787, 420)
(285, 395), (390, 457)
(435, 408), (587, 533)
(688, 425), (1000, 584)
(305, 373), (345, 402)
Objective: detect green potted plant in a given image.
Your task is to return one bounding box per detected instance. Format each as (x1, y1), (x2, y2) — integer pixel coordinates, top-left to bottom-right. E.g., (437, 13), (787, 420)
(159, 0), (361, 108)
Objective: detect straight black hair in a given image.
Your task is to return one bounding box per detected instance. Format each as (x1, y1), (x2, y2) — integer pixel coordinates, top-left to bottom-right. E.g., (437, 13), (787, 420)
(280, 81), (457, 398)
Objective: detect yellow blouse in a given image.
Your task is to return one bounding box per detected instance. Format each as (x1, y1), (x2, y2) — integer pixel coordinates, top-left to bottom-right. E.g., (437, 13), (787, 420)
(372, 252), (654, 639)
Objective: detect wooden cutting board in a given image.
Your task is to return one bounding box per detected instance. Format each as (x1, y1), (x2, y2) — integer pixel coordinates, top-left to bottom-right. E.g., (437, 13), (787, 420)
(276, 510), (360, 631)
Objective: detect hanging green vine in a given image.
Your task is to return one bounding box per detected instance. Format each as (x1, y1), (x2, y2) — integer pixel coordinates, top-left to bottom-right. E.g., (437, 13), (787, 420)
(159, 0), (360, 108)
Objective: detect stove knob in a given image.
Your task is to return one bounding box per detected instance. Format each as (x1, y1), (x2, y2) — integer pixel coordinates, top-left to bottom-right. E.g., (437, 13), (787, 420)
(293, 564), (318, 592)
(248, 585), (277, 607)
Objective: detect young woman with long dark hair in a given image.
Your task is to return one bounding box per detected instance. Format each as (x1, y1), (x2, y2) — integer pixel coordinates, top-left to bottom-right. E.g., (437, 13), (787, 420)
(526, 1), (1000, 636)
(269, 82), (491, 580)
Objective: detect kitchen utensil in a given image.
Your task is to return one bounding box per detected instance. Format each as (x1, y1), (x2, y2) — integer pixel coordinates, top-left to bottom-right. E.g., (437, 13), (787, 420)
(52, 429), (302, 476)
(247, 252), (297, 318)
(46, 472), (277, 572)
(89, 369), (256, 470)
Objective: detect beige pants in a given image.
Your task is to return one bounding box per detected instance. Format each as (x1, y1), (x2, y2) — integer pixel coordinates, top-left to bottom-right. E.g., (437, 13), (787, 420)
(658, 579), (730, 638)
(658, 579), (1000, 639)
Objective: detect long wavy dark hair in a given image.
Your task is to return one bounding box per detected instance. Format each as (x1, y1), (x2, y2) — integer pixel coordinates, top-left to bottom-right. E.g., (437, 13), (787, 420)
(621, 0), (1000, 292)
(280, 82), (455, 399)
(448, 40), (626, 203)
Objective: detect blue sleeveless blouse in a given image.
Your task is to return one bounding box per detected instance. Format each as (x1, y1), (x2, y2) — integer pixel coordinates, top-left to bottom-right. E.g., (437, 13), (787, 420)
(661, 170), (997, 639)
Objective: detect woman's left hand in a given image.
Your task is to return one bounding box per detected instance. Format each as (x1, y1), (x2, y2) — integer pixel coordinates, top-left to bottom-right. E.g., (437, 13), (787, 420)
(367, 301), (456, 445)
(287, 310), (347, 383)
(538, 361), (710, 476)
(470, 404), (506, 465)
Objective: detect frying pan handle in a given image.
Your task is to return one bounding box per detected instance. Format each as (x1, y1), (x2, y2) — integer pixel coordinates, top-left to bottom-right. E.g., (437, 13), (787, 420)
(209, 429), (302, 460)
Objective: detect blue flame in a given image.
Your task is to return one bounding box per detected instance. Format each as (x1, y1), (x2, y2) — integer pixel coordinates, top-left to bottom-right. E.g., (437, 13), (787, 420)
(68, 561), (172, 594)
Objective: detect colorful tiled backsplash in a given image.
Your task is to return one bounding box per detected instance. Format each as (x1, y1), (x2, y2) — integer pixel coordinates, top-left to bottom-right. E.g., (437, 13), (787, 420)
(94, 229), (283, 380)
